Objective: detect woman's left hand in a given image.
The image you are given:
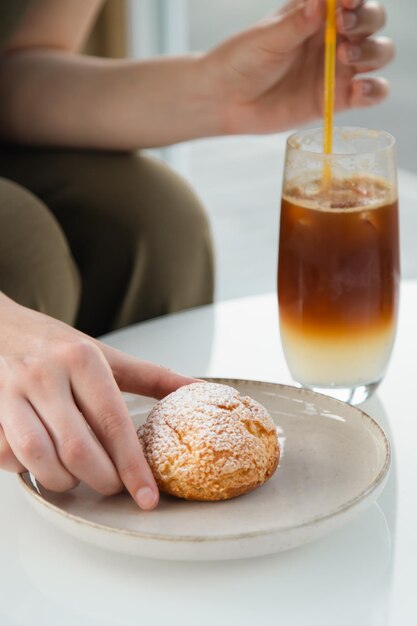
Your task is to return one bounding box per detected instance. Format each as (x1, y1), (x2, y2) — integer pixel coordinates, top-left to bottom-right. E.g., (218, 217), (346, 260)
(204, 0), (394, 135)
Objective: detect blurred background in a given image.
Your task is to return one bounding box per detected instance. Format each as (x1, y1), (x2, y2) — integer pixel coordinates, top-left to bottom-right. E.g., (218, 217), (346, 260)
(87, 0), (416, 300)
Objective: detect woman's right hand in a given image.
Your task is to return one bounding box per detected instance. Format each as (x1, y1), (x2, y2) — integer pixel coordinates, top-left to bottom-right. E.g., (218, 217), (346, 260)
(203, 0), (393, 135)
(0, 293), (196, 509)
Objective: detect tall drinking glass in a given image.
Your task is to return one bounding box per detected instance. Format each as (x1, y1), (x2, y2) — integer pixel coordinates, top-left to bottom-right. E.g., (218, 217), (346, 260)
(278, 127), (400, 405)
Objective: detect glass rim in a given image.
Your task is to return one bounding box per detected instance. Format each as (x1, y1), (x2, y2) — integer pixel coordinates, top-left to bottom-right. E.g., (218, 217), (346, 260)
(287, 126), (396, 159)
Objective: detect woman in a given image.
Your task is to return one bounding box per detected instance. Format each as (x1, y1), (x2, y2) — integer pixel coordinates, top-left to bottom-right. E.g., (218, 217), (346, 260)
(0, 0), (394, 508)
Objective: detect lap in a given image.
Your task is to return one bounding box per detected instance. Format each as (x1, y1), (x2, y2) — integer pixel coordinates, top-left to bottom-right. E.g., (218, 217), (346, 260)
(0, 146), (214, 335)
(0, 146), (208, 232)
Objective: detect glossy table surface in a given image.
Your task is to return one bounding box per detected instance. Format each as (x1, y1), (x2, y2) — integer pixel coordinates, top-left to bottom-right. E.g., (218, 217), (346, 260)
(1, 282), (417, 626)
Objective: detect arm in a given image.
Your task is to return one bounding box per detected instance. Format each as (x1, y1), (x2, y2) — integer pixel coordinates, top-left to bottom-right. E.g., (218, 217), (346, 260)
(0, 51), (217, 150)
(0, 0), (393, 151)
(0, 0), (217, 149)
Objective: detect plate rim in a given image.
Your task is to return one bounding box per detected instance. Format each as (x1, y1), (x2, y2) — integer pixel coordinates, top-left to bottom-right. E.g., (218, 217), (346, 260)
(18, 379), (391, 544)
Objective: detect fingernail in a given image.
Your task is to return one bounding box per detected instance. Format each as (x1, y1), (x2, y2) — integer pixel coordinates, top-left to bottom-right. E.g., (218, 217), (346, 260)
(342, 11), (357, 31)
(346, 44), (361, 62)
(136, 486), (158, 510)
(361, 80), (373, 96)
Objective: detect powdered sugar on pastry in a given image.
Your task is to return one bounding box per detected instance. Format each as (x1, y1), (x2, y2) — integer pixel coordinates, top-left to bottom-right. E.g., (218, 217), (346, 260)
(137, 382), (279, 501)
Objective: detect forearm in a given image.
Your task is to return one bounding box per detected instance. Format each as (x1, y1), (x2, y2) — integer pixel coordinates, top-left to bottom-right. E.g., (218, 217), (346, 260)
(0, 50), (220, 150)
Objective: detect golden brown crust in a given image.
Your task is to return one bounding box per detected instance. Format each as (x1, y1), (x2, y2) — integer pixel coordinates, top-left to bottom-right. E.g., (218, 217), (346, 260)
(137, 382), (280, 501)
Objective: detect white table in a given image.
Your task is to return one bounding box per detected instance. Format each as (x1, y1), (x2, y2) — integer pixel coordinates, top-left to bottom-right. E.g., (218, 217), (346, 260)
(1, 282), (417, 625)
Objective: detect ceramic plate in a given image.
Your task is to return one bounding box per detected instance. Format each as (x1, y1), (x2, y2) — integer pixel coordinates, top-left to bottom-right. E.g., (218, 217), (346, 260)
(18, 379), (390, 561)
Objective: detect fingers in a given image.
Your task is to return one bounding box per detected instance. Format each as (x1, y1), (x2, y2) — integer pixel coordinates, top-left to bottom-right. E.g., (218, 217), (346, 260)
(0, 424), (25, 473)
(99, 342), (197, 399)
(338, 1), (386, 37)
(0, 341), (172, 507)
(340, 0), (363, 10)
(69, 342), (159, 510)
(258, 2), (322, 54)
(0, 336), (182, 506)
(338, 36), (395, 72)
(27, 370), (124, 496)
(349, 76), (389, 108)
(1, 395), (78, 492)
(297, 0), (364, 17)
(130, 361), (196, 399)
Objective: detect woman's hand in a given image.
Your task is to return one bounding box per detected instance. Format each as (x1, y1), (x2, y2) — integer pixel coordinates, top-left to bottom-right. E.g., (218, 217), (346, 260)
(204, 0), (394, 134)
(0, 294), (196, 509)
(0, 0), (394, 150)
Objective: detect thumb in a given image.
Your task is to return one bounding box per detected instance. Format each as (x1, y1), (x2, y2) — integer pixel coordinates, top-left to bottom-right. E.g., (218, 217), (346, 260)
(258, 1), (324, 54)
(97, 341), (198, 399)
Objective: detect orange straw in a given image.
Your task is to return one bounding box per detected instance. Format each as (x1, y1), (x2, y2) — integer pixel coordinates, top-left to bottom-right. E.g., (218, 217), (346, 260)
(323, 0), (337, 184)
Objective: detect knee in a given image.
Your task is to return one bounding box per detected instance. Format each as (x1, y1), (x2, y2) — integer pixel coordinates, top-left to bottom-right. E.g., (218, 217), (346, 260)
(133, 155), (213, 249)
(74, 151), (212, 247)
(0, 178), (80, 324)
(69, 151), (214, 297)
(35, 151), (215, 317)
(124, 156), (215, 306)
(101, 153), (216, 315)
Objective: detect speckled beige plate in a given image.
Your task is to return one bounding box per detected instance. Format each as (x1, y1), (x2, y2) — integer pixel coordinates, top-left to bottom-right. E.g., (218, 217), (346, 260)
(18, 379), (390, 561)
